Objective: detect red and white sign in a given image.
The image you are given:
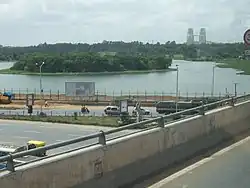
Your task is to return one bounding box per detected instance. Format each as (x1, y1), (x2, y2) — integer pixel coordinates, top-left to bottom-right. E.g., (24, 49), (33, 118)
(244, 29), (250, 45)
(245, 50), (250, 56)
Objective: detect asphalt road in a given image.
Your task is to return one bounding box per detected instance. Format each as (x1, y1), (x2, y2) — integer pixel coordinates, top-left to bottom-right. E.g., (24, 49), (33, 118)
(0, 120), (136, 155)
(147, 136), (250, 188)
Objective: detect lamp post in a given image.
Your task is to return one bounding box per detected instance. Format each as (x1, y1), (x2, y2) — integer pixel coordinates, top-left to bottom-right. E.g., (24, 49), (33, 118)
(36, 62), (45, 113)
(233, 83), (238, 97)
(211, 65), (216, 97)
(176, 65), (179, 113)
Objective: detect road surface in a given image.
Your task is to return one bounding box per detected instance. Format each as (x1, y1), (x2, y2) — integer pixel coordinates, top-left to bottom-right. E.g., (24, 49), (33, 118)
(0, 119), (136, 155)
(147, 136), (250, 188)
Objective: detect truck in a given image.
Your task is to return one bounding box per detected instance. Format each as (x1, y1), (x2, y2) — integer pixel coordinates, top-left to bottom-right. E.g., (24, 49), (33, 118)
(0, 91), (14, 104)
(156, 100), (203, 115)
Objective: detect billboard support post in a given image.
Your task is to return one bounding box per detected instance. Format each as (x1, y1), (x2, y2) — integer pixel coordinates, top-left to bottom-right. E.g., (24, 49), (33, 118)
(26, 94), (34, 115)
(119, 100), (129, 124)
(26, 94), (34, 106)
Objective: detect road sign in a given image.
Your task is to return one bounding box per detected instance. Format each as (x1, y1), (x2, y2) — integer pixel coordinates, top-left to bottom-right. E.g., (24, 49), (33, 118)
(243, 29), (250, 45)
(245, 50), (250, 56)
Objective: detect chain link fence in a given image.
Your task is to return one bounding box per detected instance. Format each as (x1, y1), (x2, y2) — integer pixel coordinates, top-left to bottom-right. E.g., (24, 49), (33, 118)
(0, 88), (245, 102)
(0, 109), (96, 117)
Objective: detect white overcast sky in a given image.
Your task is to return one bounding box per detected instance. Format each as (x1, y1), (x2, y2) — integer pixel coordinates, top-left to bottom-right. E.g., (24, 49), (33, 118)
(0, 0), (249, 46)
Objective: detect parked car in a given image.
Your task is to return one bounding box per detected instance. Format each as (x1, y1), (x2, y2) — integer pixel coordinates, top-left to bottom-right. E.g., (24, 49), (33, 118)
(0, 144), (28, 170)
(0, 141), (46, 158)
(104, 106), (120, 116)
(0, 140), (47, 170)
(0, 144), (27, 156)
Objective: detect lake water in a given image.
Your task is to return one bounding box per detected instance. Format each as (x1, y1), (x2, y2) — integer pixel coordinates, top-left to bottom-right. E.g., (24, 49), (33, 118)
(0, 60), (249, 96)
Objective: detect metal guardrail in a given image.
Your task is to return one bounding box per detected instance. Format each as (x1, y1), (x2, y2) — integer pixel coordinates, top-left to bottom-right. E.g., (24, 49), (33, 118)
(0, 94), (250, 172)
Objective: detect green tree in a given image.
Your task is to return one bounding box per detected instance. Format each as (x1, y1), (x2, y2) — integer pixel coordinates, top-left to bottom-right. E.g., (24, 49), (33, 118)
(10, 52), (173, 73)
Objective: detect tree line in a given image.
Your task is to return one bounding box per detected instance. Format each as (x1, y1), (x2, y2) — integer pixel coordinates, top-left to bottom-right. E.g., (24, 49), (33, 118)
(0, 41), (246, 62)
(10, 52), (172, 73)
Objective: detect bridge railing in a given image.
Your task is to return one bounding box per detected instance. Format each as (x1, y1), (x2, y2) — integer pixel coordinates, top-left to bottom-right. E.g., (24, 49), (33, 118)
(0, 94), (250, 172)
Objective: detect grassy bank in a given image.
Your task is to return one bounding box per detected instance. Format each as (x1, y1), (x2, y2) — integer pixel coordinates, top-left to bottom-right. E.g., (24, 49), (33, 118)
(0, 106), (21, 110)
(185, 57), (214, 62)
(0, 68), (176, 76)
(173, 54), (184, 60)
(216, 59), (250, 75)
(0, 115), (120, 127)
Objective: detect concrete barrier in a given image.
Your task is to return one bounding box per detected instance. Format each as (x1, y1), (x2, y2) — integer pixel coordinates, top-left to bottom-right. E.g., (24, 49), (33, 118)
(1, 101), (250, 188)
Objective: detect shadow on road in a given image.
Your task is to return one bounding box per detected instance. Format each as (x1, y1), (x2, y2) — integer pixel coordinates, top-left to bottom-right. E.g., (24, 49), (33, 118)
(125, 129), (250, 188)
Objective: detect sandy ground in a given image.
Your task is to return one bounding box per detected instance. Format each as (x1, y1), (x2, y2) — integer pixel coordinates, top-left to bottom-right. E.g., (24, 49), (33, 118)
(0, 103), (105, 110)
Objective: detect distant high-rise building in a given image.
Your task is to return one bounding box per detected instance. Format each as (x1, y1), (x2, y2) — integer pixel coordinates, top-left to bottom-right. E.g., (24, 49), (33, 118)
(199, 28), (206, 44)
(187, 28), (194, 45)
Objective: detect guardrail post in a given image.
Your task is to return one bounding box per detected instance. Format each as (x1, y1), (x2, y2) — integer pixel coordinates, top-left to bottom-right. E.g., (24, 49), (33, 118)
(229, 97), (235, 107)
(6, 154), (15, 172)
(98, 131), (106, 145)
(199, 105), (205, 115)
(158, 117), (165, 128)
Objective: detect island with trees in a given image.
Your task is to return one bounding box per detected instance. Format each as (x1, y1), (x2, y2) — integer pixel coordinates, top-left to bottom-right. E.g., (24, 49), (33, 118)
(4, 52), (173, 74)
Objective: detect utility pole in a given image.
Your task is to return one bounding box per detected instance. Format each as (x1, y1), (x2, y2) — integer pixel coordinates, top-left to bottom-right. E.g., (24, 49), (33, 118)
(211, 65), (215, 97)
(234, 83), (238, 97)
(135, 102), (142, 122)
(176, 65), (179, 113)
(36, 62), (45, 113)
(225, 88), (229, 98)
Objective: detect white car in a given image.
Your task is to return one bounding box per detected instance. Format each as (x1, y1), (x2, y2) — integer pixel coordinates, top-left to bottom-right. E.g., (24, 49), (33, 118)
(0, 144), (28, 170)
(104, 106), (120, 116)
(132, 108), (151, 116)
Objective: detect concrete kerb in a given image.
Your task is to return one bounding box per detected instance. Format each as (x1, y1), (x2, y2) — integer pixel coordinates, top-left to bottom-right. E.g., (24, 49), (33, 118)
(1, 100), (250, 188)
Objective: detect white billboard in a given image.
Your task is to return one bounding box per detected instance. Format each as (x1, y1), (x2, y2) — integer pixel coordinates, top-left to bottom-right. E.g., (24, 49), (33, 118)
(120, 100), (128, 112)
(65, 82), (95, 97)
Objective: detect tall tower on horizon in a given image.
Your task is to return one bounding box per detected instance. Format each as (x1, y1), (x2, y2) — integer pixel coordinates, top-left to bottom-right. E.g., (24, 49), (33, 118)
(187, 28), (194, 45)
(199, 28), (206, 44)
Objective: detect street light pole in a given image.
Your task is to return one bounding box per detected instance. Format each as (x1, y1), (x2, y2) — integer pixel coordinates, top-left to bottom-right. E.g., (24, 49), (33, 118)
(176, 65), (179, 113)
(37, 62), (45, 113)
(211, 65), (215, 97)
(234, 83), (238, 97)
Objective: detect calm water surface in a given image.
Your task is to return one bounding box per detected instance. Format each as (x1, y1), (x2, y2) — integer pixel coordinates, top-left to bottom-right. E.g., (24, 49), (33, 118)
(0, 60), (248, 96)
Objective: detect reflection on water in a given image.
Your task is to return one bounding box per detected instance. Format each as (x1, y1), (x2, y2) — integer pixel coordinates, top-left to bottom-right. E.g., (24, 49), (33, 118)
(0, 62), (14, 70)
